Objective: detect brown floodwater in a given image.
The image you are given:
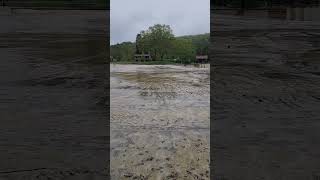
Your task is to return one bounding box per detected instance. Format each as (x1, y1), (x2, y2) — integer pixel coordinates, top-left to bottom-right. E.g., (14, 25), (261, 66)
(110, 64), (210, 179)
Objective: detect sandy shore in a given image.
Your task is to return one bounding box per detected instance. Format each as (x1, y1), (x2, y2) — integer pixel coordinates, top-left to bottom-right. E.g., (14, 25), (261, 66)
(211, 13), (320, 179)
(111, 64), (210, 179)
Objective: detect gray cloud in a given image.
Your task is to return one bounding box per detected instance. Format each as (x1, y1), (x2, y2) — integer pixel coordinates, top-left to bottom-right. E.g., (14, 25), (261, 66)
(111, 0), (210, 45)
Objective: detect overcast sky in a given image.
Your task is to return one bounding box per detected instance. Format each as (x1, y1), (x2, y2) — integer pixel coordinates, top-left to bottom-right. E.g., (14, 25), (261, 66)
(110, 0), (209, 45)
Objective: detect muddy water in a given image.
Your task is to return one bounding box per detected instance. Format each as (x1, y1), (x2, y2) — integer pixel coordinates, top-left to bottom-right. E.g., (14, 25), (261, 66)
(110, 64), (210, 179)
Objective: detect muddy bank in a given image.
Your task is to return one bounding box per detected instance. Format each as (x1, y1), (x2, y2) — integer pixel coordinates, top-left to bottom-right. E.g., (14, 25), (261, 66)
(111, 64), (210, 179)
(211, 13), (320, 179)
(0, 10), (108, 179)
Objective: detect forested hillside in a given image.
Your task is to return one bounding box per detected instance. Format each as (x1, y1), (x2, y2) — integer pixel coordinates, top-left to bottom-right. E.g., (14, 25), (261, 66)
(177, 33), (209, 55)
(110, 24), (209, 63)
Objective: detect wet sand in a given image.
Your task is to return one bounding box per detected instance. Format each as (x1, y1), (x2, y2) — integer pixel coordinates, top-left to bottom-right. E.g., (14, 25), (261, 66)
(110, 64), (210, 179)
(212, 13), (320, 179)
(0, 9), (108, 179)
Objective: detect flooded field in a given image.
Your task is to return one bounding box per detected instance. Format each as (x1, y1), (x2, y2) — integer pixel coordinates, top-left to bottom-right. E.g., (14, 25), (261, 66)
(110, 64), (210, 179)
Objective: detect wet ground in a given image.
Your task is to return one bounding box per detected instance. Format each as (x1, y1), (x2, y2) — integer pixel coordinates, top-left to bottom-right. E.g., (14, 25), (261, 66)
(212, 12), (320, 179)
(0, 9), (108, 179)
(110, 64), (210, 179)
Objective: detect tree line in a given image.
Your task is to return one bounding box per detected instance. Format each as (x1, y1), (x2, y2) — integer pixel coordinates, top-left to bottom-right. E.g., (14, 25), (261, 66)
(110, 24), (209, 63)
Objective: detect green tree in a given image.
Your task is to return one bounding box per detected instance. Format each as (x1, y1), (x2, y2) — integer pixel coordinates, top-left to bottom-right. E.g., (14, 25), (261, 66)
(111, 25), (209, 64)
(110, 42), (135, 61)
(139, 24), (175, 60)
(178, 33), (209, 55)
(169, 38), (196, 64)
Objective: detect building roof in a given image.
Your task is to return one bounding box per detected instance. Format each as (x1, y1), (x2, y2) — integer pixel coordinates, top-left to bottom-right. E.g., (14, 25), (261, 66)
(196, 55), (208, 59)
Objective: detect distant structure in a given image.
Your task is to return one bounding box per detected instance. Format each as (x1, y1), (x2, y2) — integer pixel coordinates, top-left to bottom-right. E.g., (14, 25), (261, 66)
(134, 54), (152, 62)
(196, 55), (208, 64)
(110, 56), (116, 62)
(134, 33), (152, 61)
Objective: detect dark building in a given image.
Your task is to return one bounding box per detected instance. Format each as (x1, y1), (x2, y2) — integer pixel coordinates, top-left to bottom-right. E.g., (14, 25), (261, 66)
(134, 54), (152, 62)
(196, 55), (209, 63)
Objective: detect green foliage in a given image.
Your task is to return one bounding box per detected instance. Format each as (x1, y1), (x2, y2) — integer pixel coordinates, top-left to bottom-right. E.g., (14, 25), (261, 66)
(110, 42), (135, 62)
(169, 38), (196, 63)
(110, 24), (209, 64)
(178, 33), (209, 55)
(139, 24), (175, 60)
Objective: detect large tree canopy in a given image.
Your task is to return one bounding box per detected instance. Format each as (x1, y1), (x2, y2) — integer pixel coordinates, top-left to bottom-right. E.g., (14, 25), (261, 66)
(178, 33), (209, 55)
(139, 24), (175, 60)
(169, 38), (196, 63)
